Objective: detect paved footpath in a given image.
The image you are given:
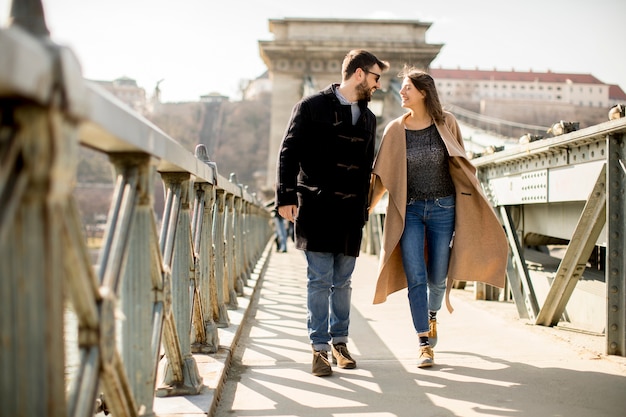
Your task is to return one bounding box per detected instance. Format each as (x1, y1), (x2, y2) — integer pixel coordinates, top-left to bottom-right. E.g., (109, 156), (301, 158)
(157, 241), (626, 417)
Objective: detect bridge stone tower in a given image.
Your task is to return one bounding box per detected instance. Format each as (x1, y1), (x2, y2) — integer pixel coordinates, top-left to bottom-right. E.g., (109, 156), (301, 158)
(259, 18), (443, 187)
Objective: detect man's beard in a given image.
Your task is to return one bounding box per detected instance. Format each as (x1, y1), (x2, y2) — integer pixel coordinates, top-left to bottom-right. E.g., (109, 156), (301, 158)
(355, 79), (372, 102)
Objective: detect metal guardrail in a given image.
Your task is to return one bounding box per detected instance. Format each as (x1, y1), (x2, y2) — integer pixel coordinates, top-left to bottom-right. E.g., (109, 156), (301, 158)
(0, 3), (273, 416)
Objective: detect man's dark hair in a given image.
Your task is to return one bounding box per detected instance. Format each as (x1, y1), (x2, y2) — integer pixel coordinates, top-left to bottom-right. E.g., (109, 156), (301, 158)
(342, 49), (389, 81)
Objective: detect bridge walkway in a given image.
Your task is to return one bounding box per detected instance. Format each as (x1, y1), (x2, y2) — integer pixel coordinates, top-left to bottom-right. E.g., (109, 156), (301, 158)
(155, 241), (626, 417)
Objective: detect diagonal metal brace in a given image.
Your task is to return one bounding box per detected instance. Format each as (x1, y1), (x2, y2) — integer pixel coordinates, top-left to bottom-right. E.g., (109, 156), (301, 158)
(536, 163), (607, 326)
(500, 205), (540, 320)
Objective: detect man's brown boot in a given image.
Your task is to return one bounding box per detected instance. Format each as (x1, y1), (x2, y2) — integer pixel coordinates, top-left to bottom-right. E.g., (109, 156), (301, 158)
(331, 343), (357, 369)
(312, 350), (332, 377)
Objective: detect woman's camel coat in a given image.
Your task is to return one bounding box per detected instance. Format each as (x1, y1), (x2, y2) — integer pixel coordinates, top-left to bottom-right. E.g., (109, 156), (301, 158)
(369, 111), (508, 312)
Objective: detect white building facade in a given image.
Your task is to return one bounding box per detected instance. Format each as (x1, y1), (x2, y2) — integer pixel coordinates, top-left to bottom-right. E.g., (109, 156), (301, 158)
(430, 68), (623, 108)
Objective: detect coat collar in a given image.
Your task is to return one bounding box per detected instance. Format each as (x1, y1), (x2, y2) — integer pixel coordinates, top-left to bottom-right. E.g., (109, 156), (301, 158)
(384, 112), (468, 158)
(323, 84), (373, 113)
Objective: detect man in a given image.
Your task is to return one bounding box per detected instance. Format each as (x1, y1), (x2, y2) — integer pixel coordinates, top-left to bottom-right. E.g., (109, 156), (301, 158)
(276, 50), (389, 376)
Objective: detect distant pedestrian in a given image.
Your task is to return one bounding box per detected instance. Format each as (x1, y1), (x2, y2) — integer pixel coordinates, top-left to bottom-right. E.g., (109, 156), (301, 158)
(273, 208), (288, 253)
(369, 65), (508, 368)
(276, 49), (389, 376)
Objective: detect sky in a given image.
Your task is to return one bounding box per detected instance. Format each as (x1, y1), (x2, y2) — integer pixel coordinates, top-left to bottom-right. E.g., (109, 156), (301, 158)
(1, 0), (625, 103)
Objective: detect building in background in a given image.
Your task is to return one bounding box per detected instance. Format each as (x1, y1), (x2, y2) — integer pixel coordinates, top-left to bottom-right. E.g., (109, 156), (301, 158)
(609, 85), (626, 106)
(91, 76), (148, 115)
(430, 67), (626, 109)
(243, 71), (272, 101)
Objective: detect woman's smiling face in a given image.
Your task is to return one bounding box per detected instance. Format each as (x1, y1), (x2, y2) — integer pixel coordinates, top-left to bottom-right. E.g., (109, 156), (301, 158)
(399, 77), (425, 108)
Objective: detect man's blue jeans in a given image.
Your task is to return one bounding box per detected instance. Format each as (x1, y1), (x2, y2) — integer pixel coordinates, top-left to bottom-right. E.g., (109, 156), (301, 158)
(400, 195), (455, 334)
(304, 251), (356, 351)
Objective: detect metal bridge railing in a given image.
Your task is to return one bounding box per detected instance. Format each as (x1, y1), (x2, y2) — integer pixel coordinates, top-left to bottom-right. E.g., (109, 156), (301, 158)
(471, 116), (626, 356)
(0, 3), (273, 416)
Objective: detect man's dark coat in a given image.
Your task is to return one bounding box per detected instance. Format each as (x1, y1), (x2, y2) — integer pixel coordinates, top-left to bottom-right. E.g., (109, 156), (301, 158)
(276, 84), (377, 256)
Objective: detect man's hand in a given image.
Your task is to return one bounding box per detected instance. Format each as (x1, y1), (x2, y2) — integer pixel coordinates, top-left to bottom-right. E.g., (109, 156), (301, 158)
(278, 205), (297, 223)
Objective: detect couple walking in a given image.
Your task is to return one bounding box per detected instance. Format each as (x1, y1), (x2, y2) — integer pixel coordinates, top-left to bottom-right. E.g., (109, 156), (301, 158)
(275, 49), (508, 376)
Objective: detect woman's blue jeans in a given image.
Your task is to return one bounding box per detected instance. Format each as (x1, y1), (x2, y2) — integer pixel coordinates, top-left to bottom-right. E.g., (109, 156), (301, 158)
(304, 251), (355, 351)
(400, 195), (455, 334)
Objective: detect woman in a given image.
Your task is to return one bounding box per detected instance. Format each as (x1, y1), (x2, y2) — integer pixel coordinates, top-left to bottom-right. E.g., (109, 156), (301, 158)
(369, 66), (508, 368)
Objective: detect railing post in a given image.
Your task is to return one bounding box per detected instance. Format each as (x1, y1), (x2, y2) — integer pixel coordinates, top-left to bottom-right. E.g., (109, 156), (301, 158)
(191, 182), (220, 352)
(607, 132), (626, 355)
(213, 189), (230, 327)
(8, 0), (50, 37)
(230, 173), (246, 294)
(248, 202), (260, 265)
(0, 101), (68, 417)
(156, 172), (202, 396)
(114, 153), (157, 415)
(254, 201), (273, 255)
(247, 201), (258, 261)
(240, 196), (252, 285)
(191, 144), (220, 352)
(224, 190), (239, 309)
(234, 193), (245, 294)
